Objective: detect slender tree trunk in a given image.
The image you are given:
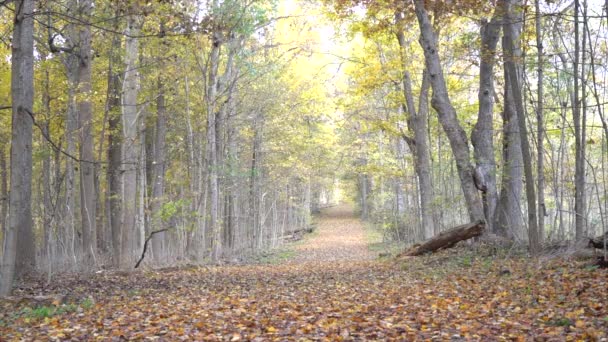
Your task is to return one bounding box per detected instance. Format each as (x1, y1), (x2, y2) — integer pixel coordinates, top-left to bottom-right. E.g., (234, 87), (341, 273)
(495, 1), (524, 239)
(121, 12), (142, 269)
(222, 51), (238, 256)
(41, 54), (53, 266)
(413, 0), (485, 223)
(472, 6), (501, 231)
(580, 0), (589, 238)
(151, 76), (167, 262)
(0, 148), (7, 246)
(107, 30), (123, 268)
(504, 0), (540, 254)
(207, 31), (222, 261)
(573, 0), (586, 240)
(395, 24), (435, 239)
(0, 0), (35, 295)
(249, 114), (262, 249)
(535, 0), (545, 243)
(76, 0), (97, 266)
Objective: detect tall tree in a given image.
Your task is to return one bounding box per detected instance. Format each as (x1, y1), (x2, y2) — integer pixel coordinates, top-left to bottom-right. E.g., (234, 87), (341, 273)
(151, 75), (167, 262)
(573, 0), (586, 239)
(503, 0), (540, 253)
(471, 4), (501, 230)
(413, 0), (485, 223)
(395, 13), (436, 239)
(121, 7), (142, 269)
(207, 26), (222, 261)
(106, 18), (123, 268)
(74, 0), (97, 265)
(0, 0), (35, 295)
(534, 0), (545, 243)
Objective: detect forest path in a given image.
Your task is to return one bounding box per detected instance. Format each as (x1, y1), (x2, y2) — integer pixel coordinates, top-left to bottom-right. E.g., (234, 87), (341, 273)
(289, 204), (375, 263)
(3, 208), (607, 340)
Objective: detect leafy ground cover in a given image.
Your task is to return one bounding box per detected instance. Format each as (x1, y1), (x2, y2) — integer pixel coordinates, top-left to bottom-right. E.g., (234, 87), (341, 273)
(1, 206), (606, 340)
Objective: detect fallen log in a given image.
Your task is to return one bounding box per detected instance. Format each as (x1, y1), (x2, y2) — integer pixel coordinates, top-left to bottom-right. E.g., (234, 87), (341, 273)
(3, 294), (67, 306)
(589, 233), (608, 249)
(399, 220), (485, 257)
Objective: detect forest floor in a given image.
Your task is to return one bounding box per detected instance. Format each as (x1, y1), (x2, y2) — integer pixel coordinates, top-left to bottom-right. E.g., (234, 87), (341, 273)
(1, 205), (608, 340)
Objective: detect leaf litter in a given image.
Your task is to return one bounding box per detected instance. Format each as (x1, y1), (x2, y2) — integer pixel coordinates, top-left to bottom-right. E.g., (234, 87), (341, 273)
(1, 206), (607, 340)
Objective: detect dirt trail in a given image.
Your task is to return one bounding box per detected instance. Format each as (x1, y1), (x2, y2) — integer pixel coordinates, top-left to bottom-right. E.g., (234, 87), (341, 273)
(2, 204), (607, 340)
(290, 204), (374, 263)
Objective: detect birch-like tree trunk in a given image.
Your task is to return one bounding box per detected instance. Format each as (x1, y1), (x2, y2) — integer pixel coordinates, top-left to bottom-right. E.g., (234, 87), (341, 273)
(413, 0), (485, 223)
(0, 0), (35, 295)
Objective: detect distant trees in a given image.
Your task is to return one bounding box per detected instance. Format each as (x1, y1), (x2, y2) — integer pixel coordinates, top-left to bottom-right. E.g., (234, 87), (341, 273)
(0, 0), (339, 294)
(326, 0), (607, 252)
(1, 0), (607, 295)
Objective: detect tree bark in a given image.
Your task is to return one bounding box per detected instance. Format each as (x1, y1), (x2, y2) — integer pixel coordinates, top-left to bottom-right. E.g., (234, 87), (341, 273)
(494, 1), (525, 239)
(249, 113), (262, 249)
(207, 30), (222, 261)
(0, 0), (35, 295)
(472, 5), (501, 231)
(106, 27), (123, 268)
(41, 53), (53, 265)
(413, 0), (485, 223)
(0, 147), (6, 246)
(503, 0), (540, 254)
(75, 0), (97, 266)
(151, 76), (167, 262)
(120, 11), (142, 269)
(395, 21), (436, 239)
(399, 220), (485, 256)
(535, 0), (545, 243)
(573, 0), (587, 240)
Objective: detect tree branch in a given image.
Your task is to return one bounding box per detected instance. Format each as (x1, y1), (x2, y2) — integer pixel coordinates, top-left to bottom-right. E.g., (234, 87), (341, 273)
(135, 228), (170, 268)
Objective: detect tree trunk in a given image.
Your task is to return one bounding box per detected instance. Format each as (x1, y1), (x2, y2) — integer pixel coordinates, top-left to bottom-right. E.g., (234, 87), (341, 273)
(572, 0), (584, 240)
(207, 31), (222, 261)
(75, 0), (97, 266)
(106, 30), (123, 268)
(494, 1), (525, 239)
(399, 220), (485, 257)
(120, 12), (142, 269)
(41, 53), (53, 266)
(395, 21), (436, 239)
(413, 0), (485, 223)
(404, 70), (435, 239)
(222, 46), (238, 256)
(0, 148), (7, 246)
(151, 76), (167, 262)
(573, 0), (587, 240)
(472, 6), (501, 231)
(0, 0), (35, 295)
(249, 113), (262, 249)
(504, 0), (540, 254)
(535, 0), (545, 243)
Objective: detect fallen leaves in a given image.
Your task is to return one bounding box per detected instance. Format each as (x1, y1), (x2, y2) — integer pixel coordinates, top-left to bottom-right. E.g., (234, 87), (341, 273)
(1, 207), (607, 340)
